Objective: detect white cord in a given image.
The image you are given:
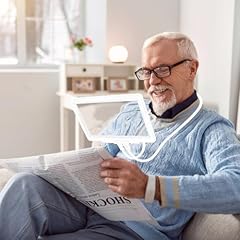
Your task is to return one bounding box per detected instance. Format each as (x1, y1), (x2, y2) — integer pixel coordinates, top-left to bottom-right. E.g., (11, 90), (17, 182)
(124, 142), (146, 158)
(119, 92), (203, 162)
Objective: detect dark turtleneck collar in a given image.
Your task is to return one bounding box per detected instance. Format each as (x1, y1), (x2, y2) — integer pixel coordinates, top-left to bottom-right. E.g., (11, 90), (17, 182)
(149, 90), (198, 119)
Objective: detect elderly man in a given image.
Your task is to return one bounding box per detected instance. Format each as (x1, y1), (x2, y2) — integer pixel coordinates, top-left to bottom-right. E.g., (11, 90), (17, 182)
(1, 32), (240, 240)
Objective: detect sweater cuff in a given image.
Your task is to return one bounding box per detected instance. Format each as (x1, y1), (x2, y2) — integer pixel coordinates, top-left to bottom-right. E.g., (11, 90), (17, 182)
(159, 176), (180, 208)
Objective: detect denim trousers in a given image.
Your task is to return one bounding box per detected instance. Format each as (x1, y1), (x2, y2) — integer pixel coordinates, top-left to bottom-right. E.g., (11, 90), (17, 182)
(0, 173), (143, 240)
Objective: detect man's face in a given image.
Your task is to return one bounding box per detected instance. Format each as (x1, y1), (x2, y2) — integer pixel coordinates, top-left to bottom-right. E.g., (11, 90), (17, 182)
(141, 40), (198, 115)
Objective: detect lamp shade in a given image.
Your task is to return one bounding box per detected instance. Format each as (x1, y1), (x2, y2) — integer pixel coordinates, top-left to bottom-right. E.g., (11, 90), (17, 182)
(108, 45), (128, 63)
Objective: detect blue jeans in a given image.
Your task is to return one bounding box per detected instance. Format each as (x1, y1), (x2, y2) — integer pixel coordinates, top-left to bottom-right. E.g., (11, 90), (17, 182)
(0, 173), (143, 240)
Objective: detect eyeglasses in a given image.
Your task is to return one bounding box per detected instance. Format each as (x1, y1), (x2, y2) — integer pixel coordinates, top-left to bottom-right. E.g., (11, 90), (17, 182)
(135, 59), (191, 81)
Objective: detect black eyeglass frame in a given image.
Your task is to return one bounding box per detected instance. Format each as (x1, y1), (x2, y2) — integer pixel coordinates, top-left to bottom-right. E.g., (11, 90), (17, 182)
(135, 59), (192, 81)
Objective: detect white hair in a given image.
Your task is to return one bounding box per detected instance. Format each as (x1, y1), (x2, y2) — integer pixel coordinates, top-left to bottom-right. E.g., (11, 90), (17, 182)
(143, 32), (198, 60)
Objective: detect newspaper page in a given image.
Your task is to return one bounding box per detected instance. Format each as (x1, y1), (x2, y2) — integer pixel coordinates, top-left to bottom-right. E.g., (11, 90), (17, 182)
(0, 147), (158, 225)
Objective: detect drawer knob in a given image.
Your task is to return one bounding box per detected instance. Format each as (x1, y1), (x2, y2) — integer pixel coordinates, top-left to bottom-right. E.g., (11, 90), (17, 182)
(82, 68), (87, 72)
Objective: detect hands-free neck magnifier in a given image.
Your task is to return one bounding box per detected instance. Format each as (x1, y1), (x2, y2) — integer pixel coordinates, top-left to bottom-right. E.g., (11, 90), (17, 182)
(68, 93), (203, 163)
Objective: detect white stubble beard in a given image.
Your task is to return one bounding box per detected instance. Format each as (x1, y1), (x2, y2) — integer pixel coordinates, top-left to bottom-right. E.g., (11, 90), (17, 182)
(148, 85), (177, 116)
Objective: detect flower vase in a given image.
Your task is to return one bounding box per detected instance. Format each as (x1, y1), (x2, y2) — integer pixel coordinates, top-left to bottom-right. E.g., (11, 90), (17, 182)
(73, 49), (85, 63)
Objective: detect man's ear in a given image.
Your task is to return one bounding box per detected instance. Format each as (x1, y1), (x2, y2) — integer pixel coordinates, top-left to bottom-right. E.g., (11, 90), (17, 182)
(189, 60), (199, 78)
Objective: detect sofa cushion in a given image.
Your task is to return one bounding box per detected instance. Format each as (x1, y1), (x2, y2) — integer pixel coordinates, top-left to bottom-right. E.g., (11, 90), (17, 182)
(182, 213), (240, 240)
(0, 169), (14, 190)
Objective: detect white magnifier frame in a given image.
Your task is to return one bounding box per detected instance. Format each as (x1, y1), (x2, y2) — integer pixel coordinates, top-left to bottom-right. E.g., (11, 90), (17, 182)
(68, 93), (156, 144)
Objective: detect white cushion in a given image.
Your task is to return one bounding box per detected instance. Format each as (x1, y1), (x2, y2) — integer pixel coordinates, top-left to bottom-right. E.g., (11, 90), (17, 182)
(182, 213), (240, 240)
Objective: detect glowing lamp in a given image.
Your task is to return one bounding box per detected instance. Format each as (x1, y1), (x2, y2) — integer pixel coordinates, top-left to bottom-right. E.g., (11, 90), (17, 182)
(108, 45), (128, 63)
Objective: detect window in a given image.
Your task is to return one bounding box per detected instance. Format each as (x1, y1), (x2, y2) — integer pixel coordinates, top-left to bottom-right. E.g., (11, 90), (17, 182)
(0, 0), (17, 64)
(0, 0), (84, 65)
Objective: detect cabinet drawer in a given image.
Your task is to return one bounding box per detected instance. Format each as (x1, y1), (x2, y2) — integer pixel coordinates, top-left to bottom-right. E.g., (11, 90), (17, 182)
(66, 65), (103, 77)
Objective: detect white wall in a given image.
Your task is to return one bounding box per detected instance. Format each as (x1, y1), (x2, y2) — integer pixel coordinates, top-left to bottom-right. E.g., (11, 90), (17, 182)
(85, 0), (180, 65)
(180, 0), (235, 118)
(0, 70), (60, 158)
(106, 0), (180, 66)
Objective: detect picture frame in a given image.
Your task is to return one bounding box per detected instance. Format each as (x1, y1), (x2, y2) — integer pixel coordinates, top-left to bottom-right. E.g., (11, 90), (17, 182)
(107, 77), (128, 92)
(72, 78), (96, 93)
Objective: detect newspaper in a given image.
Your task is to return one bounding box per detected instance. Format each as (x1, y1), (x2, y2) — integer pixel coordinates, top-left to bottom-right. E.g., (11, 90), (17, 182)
(0, 147), (158, 226)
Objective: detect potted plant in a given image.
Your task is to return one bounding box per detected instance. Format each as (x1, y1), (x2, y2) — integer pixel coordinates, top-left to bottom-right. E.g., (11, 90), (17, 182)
(71, 36), (93, 63)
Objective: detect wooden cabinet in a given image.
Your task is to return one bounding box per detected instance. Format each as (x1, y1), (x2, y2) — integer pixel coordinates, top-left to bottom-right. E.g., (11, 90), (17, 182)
(58, 63), (145, 151)
(59, 63), (144, 95)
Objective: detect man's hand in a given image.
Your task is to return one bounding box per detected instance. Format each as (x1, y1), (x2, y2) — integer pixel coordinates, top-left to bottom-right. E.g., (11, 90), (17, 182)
(100, 158), (148, 198)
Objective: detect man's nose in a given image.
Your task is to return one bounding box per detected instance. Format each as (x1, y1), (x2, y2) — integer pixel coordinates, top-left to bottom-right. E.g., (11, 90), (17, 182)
(149, 72), (162, 85)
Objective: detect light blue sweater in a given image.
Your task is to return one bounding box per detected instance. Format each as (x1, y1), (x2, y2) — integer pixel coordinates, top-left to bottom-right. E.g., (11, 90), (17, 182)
(104, 99), (240, 240)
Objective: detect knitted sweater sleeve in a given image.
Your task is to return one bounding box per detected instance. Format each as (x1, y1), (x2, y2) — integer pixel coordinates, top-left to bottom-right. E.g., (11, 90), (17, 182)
(159, 121), (240, 213)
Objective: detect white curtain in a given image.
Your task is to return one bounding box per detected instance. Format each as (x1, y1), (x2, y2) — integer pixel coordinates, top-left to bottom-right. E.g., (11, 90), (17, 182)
(229, 0), (240, 131)
(0, 0), (17, 62)
(237, 93), (240, 134)
(39, 0), (84, 62)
